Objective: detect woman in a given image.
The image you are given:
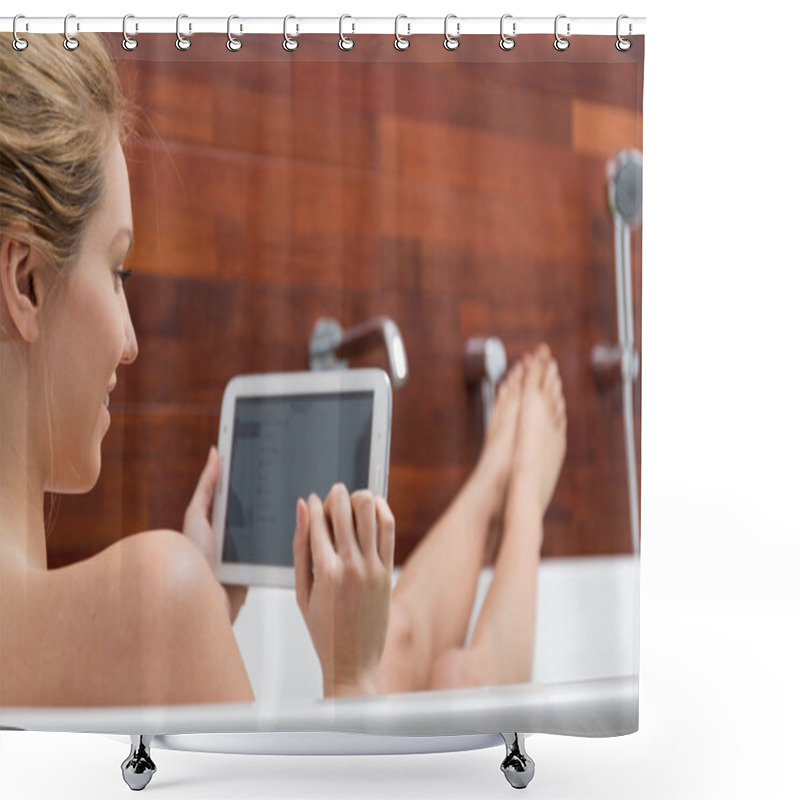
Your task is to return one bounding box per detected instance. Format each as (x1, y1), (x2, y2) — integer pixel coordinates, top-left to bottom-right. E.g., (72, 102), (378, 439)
(0, 33), (567, 706)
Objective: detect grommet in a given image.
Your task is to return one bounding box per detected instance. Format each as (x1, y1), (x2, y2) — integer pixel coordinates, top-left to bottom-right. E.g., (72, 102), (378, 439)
(616, 15), (632, 51)
(12, 15), (28, 51)
(122, 14), (138, 51)
(339, 14), (355, 51)
(64, 14), (79, 51)
(283, 15), (299, 51)
(444, 14), (460, 51)
(394, 14), (410, 51)
(176, 14), (191, 51)
(227, 15), (243, 52)
(499, 14), (516, 51)
(554, 14), (570, 51)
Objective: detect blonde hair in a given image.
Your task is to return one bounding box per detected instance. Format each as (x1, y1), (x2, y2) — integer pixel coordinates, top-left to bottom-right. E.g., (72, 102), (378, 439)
(1, 34), (136, 535)
(0, 32), (134, 271)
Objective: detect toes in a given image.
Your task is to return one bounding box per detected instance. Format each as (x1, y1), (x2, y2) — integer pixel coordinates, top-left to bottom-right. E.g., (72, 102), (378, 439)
(542, 357), (567, 424)
(535, 342), (551, 363)
(543, 360), (563, 399)
(496, 360), (524, 401)
(509, 360), (525, 390)
(524, 349), (548, 389)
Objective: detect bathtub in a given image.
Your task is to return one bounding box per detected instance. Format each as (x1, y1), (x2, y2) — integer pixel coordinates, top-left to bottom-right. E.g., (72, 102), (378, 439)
(1, 554), (639, 790)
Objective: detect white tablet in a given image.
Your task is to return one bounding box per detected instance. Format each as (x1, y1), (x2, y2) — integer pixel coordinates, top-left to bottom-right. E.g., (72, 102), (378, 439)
(212, 369), (392, 588)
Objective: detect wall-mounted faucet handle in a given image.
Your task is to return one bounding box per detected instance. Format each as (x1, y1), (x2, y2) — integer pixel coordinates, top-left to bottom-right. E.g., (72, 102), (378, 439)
(464, 336), (507, 431)
(591, 342), (640, 388)
(309, 316), (408, 388)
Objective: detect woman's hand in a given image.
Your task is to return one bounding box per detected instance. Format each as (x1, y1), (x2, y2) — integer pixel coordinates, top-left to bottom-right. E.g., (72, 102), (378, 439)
(294, 484), (395, 698)
(183, 446), (248, 624)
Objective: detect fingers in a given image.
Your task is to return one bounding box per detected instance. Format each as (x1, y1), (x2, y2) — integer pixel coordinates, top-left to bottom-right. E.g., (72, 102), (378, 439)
(293, 498), (312, 613)
(309, 484), (393, 564)
(185, 446), (219, 523)
(375, 497), (395, 572)
(350, 490), (378, 562)
(323, 483), (359, 561)
(307, 492), (336, 572)
(304, 484), (393, 576)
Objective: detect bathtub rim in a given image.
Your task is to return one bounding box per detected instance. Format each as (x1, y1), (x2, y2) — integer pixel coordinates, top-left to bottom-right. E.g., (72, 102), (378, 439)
(0, 674), (638, 740)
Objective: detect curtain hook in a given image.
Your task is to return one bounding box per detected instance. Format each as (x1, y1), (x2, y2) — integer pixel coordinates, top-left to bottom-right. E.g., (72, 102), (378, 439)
(444, 13), (460, 51)
(227, 15), (243, 51)
(176, 14), (191, 50)
(63, 13), (79, 51)
(500, 14), (516, 51)
(616, 15), (632, 51)
(554, 14), (570, 51)
(339, 14), (355, 51)
(283, 15), (299, 51)
(394, 14), (410, 51)
(122, 14), (138, 51)
(12, 15), (28, 51)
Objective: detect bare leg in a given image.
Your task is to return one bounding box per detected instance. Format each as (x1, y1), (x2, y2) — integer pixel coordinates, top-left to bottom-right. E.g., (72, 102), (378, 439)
(429, 345), (567, 689)
(378, 362), (525, 693)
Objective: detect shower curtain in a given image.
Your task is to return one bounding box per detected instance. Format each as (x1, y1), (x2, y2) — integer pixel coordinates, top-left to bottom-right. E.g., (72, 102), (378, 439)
(1, 15), (644, 778)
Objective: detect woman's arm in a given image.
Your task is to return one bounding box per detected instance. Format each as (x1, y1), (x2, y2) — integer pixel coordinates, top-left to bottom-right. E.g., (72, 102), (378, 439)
(11, 530), (255, 707)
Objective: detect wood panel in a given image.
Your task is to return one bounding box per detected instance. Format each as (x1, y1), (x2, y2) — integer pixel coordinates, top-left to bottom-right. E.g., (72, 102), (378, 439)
(48, 36), (644, 568)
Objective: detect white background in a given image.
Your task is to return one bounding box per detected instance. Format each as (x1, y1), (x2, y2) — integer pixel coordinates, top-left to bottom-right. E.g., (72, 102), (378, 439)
(2, 1), (799, 798)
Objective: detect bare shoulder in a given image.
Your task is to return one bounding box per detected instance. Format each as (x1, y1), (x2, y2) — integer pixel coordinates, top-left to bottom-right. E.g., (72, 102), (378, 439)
(1, 530), (254, 707)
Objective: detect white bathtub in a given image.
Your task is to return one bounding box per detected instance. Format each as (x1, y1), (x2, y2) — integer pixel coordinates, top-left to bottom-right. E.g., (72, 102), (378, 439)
(232, 554), (640, 705)
(1, 554), (638, 748)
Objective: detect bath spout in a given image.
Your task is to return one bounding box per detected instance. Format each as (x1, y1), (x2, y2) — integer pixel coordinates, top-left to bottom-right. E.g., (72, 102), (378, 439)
(309, 316), (408, 388)
(464, 336), (507, 432)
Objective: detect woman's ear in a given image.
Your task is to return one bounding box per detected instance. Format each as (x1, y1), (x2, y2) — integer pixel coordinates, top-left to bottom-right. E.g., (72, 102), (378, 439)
(0, 230), (45, 344)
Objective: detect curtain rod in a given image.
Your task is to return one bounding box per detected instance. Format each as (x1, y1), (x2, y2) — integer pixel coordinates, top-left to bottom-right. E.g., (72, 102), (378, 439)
(1, 16), (646, 38)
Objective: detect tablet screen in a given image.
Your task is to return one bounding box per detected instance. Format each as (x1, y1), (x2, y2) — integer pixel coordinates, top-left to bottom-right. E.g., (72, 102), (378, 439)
(222, 392), (373, 567)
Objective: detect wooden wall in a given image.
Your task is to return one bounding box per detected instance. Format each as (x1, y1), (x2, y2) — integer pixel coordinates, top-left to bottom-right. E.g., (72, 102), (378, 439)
(47, 34), (643, 568)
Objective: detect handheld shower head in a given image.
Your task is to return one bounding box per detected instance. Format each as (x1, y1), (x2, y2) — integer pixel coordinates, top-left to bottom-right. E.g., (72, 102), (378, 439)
(601, 148), (642, 556)
(607, 149), (643, 230)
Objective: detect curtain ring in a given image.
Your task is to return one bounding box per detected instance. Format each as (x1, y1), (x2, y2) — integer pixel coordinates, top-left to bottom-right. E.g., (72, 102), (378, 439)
(122, 15), (138, 51)
(339, 14), (355, 51)
(443, 14), (460, 51)
(499, 14), (516, 51)
(227, 15), (243, 51)
(554, 14), (570, 51)
(616, 15), (632, 51)
(283, 15), (299, 51)
(176, 14), (191, 50)
(12, 15), (28, 51)
(63, 13), (79, 51)
(394, 15), (410, 51)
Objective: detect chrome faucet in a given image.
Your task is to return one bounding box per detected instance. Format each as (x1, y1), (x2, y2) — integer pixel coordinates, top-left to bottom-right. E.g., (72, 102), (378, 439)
(464, 336), (507, 432)
(309, 316), (408, 388)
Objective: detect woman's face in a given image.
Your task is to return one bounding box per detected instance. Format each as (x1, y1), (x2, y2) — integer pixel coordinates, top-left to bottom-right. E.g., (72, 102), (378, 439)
(41, 137), (138, 493)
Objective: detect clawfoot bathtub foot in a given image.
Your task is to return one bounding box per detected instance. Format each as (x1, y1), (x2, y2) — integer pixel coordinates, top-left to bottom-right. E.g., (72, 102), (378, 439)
(121, 735), (156, 791)
(500, 733), (535, 789)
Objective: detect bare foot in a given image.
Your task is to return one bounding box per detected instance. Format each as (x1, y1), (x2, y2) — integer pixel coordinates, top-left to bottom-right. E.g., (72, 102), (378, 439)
(475, 360), (525, 562)
(512, 344), (567, 517)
